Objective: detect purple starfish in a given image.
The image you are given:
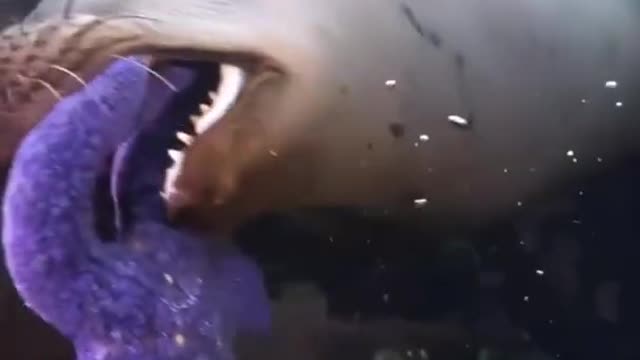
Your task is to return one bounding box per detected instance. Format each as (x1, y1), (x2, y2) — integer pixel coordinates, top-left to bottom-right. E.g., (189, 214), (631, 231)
(2, 59), (271, 359)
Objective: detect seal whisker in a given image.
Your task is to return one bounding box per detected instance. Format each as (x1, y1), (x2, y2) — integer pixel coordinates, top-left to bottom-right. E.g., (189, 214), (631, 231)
(49, 64), (87, 87)
(99, 14), (161, 24)
(16, 74), (62, 100)
(111, 54), (177, 92)
(4, 88), (14, 104)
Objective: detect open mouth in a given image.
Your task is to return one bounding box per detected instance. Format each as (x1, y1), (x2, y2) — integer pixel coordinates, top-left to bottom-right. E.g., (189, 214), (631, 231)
(89, 56), (263, 236)
(115, 55), (266, 206)
(151, 60), (247, 201)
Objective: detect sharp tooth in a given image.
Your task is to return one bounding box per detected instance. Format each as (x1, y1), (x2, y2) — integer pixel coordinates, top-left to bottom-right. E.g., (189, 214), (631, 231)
(168, 149), (183, 162)
(199, 104), (211, 113)
(194, 64), (246, 134)
(176, 131), (193, 145)
(190, 115), (200, 126)
(162, 161), (184, 203)
(208, 91), (217, 100)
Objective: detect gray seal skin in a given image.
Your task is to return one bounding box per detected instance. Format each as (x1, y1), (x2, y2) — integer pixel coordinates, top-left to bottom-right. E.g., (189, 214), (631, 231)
(1, 0), (640, 231)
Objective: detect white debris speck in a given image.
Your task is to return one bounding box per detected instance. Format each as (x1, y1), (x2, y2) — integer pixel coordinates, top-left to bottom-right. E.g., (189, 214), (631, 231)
(406, 349), (414, 357)
(174, 333), (186, 346)
(385, 79), (397, 88)
(524, 296), (529, 302)
(597, 157), (603, 163)
(269, 149), (279, 157)
(163, 273), (174, 285)
(382, 293), (390, 303)
(580, 98), (588, 104)
(572, 157), (578, 163)
(615, 101), (624, 108)
(414, 198), (428, 207)
(419, 134), (430, 142)
(566, 150), (575, 157)
(216, 335), (224, 349)
(447, 114), (469, 126)
(536, 269), (545, 276)
(605, 80), (618, 88)
(516, 201), (523, 207)
(503, 168), (509, 173)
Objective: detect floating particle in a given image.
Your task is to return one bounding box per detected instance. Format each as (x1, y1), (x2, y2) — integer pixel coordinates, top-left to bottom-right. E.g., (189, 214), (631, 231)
(447, 114), (469, 126)
(418, 349), (429, 359)
(406, 350), (413, 357)
(385, 79), (397, 88)
(414, 198), (428, 207)
(536, 269), (545, 276)
(605, 80), (618, 88)
(419, 134), (430, 142)
(382, 293), (390, 303)
(163, 273), (174, 285)
(174, 333), (186, 346)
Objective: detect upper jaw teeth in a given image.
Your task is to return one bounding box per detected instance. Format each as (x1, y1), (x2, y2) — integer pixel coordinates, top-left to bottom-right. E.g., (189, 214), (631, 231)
(193, 64), (246, 134)
(161, 63), (246, 202)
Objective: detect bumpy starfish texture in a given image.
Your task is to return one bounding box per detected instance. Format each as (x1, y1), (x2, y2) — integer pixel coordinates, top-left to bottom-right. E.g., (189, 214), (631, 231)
(2, 59), (271, 360)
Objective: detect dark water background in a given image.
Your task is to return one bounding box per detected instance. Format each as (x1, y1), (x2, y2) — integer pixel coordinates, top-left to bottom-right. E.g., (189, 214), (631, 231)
(0, 2), (639, 359)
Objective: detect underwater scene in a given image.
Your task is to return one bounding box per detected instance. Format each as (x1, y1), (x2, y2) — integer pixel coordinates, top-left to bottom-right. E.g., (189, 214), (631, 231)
(0, 1), (639, 359)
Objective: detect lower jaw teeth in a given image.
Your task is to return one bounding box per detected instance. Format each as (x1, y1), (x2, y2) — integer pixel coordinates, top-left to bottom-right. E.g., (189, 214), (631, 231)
(176, 132), (193, 145)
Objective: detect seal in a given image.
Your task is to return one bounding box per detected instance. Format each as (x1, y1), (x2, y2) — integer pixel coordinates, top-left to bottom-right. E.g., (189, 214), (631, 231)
(2, 0), (640, 231)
